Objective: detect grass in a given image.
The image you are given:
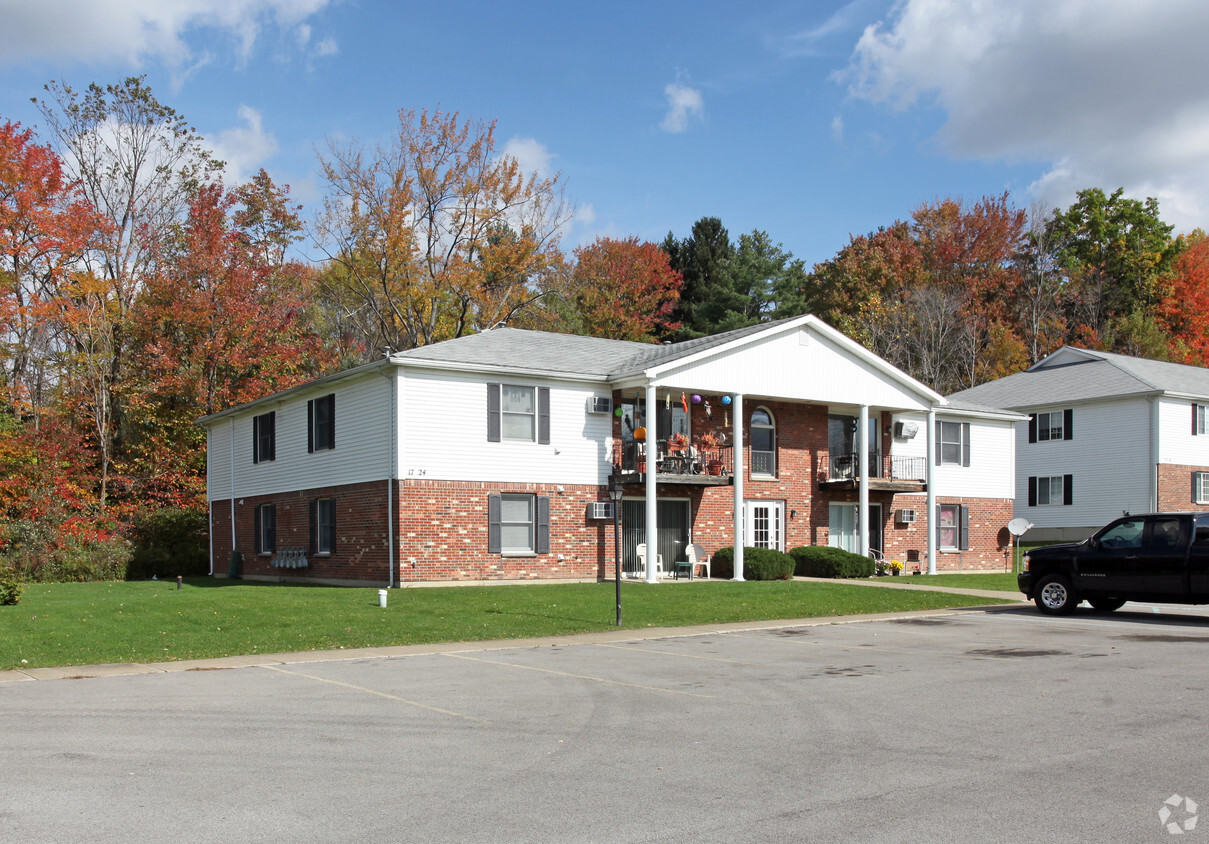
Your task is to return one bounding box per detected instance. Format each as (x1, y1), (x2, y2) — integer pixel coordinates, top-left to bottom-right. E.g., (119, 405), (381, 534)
(0, 578), (1015, 670)
(889, 572), (1022, 592)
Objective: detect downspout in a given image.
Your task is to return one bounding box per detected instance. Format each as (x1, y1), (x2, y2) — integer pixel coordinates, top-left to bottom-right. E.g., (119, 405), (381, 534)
(926, 407), (937, 575)
(858, 404), (870, 558)
(1150, 396), (1160, 511)
(732, 392), (745, 580)
(645, 382), (659, 583)
(229, 417), (237, 575)
(379, 362), (398, 587)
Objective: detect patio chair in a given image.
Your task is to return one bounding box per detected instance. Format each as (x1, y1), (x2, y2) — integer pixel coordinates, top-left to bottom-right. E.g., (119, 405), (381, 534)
(636, 543), (663, 577)
(681, 544), (710, 579)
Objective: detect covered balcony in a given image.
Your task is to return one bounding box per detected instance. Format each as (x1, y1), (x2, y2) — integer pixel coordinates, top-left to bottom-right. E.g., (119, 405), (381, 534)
(817, 451), (927, 492)
(611, 440), (734, 486)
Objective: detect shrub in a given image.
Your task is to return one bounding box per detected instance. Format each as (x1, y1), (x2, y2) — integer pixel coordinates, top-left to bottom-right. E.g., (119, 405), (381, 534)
(0, 520), (132, 582)
(708, 546), (795, 580)
(0, 572), (22, 605)
(126, 506), (210, 580)
(790, 545), (874, 579)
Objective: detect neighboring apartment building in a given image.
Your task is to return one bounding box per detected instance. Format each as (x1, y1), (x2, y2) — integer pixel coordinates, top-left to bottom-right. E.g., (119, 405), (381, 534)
(949, 346), (1209, 542)
(201, 316), (1021, 585)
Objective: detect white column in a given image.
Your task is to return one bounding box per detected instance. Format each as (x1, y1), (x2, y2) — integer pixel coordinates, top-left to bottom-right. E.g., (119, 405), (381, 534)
(732, 393), (745, 581)
(645, 382), (659, 583)
(926, 407), (937, 575)
(858, 404), (870, 558)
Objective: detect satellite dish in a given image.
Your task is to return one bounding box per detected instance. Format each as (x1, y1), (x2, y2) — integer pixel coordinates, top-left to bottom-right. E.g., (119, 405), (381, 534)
(1007, 518), (1033, 537)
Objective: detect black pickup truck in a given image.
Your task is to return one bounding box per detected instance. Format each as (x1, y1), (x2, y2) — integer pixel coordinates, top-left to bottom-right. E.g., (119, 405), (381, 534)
(1019, 512), (1209, 615)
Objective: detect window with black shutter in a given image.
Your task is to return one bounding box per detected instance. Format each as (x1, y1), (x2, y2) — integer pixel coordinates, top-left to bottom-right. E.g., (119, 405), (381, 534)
(308, 394), (335, 453)
(253, 411), (276, 463)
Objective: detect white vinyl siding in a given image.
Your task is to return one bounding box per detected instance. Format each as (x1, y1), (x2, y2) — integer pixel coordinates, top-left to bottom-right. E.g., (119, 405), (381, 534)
(401, 370), (611, 485)
(1015, 397), (1151, 529)
(1160, 396), (1209, 465)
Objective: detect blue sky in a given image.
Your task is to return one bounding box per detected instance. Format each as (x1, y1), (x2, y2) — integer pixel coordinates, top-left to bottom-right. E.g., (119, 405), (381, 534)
(2, 0), (1208, 269)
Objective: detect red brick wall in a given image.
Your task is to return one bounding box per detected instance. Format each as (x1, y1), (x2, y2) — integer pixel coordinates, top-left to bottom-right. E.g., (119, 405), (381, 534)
(1157, 463), (1209, 511)
(210, 480), (393, 584)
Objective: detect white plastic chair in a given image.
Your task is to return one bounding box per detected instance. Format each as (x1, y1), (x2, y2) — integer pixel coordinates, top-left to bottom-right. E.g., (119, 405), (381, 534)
(686, 544), (711, 579)
(636, 543), (663, 577)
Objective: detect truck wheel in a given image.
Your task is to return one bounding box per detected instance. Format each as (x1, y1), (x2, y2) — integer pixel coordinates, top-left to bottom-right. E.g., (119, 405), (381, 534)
(1088, 598), (1126, 613)
(1035, 575), (1078, 615)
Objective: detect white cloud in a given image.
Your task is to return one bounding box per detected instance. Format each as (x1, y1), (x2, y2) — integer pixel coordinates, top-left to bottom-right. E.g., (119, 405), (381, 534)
(0, 0), (334, 69)
(661, 82), (704, 134)
(831, 115), (844, 142)
(775, 0), (876, 58)
(840, 0), (1209, 232)
(210, 105), (278, 186)
(502, 136), (555, 178)
(315, 37), (338, 57)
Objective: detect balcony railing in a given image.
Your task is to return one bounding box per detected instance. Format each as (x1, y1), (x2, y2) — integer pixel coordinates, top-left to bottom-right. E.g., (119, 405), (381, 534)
(613, 441), (734, 479)
(818, 451), (926, 483)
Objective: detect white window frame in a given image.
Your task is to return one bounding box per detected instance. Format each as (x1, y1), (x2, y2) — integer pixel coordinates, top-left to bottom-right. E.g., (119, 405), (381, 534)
(750, 407), (777, 478)
(501, 385), (536, 442)
(939, 421), (966, 465)
(745, 500), (785, 551)
(315, 498), (335, 555)
(1036, 410), (1063, 442)
(1196, 472), (1209, 504)
(255, 503), (276, 555)
(499, 493), (536, 555)
(1196, 404), (1207, 436)
(1037, 475), (1065, 506)
(938, 504), (960, 550)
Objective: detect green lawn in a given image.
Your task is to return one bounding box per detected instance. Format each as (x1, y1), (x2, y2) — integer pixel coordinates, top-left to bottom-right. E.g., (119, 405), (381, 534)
(888, 572), (1022, 592)
(0, 578), (1015, 670)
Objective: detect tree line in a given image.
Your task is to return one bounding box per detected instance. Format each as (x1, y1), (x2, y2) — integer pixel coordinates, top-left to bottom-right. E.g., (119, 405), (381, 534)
(2, 76), (1206, 579)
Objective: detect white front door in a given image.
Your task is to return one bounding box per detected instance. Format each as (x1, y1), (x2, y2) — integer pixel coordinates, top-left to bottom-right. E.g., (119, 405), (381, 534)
(829, 503), (883, 554)
(745, 500), (785, 551)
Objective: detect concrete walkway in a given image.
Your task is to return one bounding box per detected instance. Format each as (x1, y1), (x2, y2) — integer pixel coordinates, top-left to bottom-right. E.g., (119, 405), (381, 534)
(0, 576), (1027, 683)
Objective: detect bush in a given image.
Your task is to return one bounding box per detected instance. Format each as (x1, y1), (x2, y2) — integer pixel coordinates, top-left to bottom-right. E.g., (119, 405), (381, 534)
(0, 519), (132, 582)
(709, 546), (795, 580)
(0, 572), (22, 605)
(126, 506), (210, 580)
(789, 545), (874, 579)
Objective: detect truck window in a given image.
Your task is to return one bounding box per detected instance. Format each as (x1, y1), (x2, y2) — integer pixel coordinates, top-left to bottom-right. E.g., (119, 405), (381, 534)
(1149, 518), (1183, 550)
(1196, 515), (1209, 545)
(1099, 518), (1145, 549)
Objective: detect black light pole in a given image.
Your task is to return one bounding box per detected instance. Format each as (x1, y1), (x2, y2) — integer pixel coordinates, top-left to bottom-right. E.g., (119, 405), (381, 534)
(608, 474), (624, 627)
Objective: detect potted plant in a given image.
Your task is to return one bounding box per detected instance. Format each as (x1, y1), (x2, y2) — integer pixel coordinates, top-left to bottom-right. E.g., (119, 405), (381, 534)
(875, 559), (888, 576)
(889, 559), (904, 576)
(697, 431), (724, 474)
(668, 432), (688, 452)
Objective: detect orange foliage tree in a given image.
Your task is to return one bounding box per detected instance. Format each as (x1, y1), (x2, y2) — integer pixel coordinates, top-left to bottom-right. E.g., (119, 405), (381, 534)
(568, 237), (682, 341)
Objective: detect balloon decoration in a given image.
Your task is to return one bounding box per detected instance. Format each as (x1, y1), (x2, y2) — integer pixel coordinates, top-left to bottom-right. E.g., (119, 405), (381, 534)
(721, 395), (732, 405)
(691, 394), (702, 404)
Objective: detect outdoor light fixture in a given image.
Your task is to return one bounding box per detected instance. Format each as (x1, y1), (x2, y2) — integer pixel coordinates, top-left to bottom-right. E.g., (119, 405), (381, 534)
(608, 474), (624, 627)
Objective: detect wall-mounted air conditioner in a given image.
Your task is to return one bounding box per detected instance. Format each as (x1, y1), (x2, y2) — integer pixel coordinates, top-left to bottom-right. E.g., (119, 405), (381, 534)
(897, 508), (917, 524)
(894, 421), (919, 439)
(587, 502), (615, 520)
(587, 396), (613, 414)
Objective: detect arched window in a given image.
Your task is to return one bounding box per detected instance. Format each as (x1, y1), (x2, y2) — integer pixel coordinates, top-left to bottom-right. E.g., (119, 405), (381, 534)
(750, 407), (777, 477)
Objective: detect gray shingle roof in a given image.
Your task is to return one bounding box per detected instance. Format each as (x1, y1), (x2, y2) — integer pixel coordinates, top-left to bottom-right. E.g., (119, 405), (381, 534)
(393, 319), (800, 379)
(948, 347), (1209, 410)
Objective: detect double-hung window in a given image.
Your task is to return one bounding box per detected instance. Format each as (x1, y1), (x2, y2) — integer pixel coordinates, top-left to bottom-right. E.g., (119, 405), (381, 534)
(1028, 474), (1073, 506)
(1195, 404), (1207, 436)
(937, 504), (969, 550)
(936, 421), (970, 466)
(1195, 472), (1209, 504)
(253, 411), (276, 463)
(486, 383), (550, 444)
(308, 394), (335, 452)
(254, 504), (276, 554)
(487, 493), (550, 555)
(1029, 409), (1073, 442)
(311, 499), (335, 554)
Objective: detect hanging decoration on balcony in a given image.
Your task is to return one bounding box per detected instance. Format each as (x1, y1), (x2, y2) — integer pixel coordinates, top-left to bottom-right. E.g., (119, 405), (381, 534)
(704, 400), (712, 419)
(680, 392), (688, 413)
(724, 410), (730, 428)
(691, 394), (702, 404)
(721, 395), (732, 405)
(665, 391), (671, 410)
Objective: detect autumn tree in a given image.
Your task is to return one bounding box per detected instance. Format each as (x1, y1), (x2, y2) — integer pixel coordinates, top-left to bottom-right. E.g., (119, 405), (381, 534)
(0, 121), (108, 421)
(314, 108), (570, 356)
(564, 237), (681, 341)
(1158, 231), (1209, 365)
(127, 179), (339, 508)
(32, 77), (223, 506)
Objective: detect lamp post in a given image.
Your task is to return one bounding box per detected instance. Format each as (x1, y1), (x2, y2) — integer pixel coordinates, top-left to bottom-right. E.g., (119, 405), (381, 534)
(608, 474), (624, 627)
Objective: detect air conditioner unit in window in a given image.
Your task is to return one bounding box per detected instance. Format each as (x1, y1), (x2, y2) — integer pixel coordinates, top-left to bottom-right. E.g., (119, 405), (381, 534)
(587, 502), (615, 520)
(897, 508), (917, 524)
(587, 396), (613, 415)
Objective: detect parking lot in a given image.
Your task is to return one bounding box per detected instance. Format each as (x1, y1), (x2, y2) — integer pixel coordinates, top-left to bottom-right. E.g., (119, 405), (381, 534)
(4, 603), (1209, 842)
